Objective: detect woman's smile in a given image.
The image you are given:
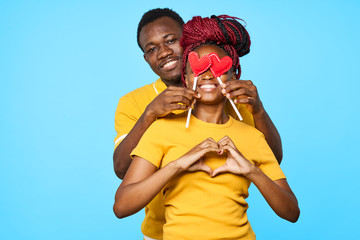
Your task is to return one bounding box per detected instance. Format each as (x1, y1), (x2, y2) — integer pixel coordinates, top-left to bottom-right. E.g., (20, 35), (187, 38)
(198, 82), (219, 92)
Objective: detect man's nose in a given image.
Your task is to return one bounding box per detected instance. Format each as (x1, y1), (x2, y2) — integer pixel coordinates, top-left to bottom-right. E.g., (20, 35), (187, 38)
(157, 44), (173, 59)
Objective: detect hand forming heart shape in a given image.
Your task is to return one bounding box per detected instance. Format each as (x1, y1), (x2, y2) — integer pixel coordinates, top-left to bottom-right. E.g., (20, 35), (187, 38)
(183, 136), (253, 178)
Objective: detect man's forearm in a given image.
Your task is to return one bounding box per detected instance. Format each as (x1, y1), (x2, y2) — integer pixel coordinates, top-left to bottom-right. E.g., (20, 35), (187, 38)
(252, 108), (283, 163)
(113, 111), (156, 179)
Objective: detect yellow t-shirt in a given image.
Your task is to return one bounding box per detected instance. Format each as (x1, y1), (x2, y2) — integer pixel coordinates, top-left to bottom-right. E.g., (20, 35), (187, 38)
(131, 114), (285, 240)
(114, 78), (255, 239)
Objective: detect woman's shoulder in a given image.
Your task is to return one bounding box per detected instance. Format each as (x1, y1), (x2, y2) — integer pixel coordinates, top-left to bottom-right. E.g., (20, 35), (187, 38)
(151, 112), (188, 128)
(230, 116), (265, 139)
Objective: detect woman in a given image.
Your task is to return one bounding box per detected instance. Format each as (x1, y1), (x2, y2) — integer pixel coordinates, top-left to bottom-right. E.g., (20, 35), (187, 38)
(114, 15), (299, 240)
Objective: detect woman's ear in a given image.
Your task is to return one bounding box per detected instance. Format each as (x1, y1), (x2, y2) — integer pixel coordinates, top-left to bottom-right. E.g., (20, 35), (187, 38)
(184, 74), (189, 88)
(231, 69), (236, 80)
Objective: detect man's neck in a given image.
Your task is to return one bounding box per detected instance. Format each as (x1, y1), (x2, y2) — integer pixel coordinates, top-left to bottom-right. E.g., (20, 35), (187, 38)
(161, 78), (183, 87)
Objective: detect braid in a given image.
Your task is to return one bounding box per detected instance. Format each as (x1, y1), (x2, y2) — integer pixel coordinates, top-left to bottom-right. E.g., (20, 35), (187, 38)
(211, 15), (231, 43)
(180, 15), (251, 85)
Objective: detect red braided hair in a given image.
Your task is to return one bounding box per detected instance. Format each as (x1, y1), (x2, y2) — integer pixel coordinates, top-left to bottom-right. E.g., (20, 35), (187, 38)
(180, 15), (251, 86)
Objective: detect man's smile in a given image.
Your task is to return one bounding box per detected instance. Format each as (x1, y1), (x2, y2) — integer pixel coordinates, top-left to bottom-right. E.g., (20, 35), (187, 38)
(160, 58), (180, 71)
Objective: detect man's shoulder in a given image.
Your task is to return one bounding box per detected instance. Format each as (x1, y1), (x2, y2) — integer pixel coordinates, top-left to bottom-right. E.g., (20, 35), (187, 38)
(121, 81), (156, 99)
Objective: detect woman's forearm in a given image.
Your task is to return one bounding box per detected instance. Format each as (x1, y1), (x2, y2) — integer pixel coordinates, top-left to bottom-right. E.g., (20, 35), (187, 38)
(246, 167), (300, 222)
(113, 160), (181, 218)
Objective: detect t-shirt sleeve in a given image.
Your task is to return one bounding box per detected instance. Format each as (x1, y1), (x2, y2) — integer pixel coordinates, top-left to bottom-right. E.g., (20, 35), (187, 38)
(130, 121), (164, 168)
(114, 94), (141, 149)
(237, 104), (255, 127)
(256, 134), (286, 181)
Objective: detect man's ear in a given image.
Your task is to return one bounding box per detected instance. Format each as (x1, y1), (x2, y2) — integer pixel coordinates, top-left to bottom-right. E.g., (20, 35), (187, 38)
(143, 53), (148, 63)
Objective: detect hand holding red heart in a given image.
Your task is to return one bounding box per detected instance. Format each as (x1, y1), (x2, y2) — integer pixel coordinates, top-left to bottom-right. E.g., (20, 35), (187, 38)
(220, 79), (264, 115)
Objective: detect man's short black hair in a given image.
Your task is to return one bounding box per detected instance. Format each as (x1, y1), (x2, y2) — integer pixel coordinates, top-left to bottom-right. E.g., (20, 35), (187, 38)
(137, 8), (184, 51)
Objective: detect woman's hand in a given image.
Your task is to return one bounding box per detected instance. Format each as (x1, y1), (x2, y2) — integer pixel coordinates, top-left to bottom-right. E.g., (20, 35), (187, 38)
(221, 80), (263, 114)
(175, 137), (220, 175)
(212, 136), (255, 177)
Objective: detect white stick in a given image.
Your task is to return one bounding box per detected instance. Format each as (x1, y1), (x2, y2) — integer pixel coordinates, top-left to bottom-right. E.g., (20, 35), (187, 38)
(185, 76), (198, 128)
(216, 77), (243, 121)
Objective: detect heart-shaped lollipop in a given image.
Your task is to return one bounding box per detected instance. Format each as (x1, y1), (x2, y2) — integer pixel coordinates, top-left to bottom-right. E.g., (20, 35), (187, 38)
(209, 53), (233, 77)
(186, 51), (212, 128)
(208, 53), (243, 121)
(188, 51), (212, 76)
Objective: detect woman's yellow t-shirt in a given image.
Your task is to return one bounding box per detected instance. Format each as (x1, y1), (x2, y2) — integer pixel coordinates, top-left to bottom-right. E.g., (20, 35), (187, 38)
(132, 114), (285, 240)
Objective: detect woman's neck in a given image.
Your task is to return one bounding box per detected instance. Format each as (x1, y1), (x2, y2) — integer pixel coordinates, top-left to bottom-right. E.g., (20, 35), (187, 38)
(192, 101), (229, 124)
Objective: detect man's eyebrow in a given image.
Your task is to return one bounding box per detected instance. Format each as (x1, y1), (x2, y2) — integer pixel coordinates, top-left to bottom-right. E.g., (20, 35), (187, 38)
(163, 33), (177, 39)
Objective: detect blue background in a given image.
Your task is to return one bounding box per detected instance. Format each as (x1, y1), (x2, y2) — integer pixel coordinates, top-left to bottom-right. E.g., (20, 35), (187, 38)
(1, 0), (359, 239)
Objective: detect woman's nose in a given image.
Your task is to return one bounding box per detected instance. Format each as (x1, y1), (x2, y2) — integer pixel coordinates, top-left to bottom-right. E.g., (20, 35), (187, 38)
(199, 69), (214, 80)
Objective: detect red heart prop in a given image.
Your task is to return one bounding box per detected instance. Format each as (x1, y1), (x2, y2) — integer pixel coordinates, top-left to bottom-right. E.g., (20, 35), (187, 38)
(209, 53), (233, 78)
(188, 51), (212, 77)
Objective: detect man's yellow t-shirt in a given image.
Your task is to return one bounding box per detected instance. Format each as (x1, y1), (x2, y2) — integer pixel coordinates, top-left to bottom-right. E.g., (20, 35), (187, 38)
(114, 79), (255, 239)
(131, 114), (285, 240)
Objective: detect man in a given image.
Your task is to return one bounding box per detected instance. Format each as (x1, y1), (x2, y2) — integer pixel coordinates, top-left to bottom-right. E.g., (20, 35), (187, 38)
(113, 8), (283, 240)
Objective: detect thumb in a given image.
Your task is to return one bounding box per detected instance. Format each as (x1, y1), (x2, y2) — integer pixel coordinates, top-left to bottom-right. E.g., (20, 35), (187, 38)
(165, 112), (176, 118)
(199, 163), (213, 176)
(211, 164), (228, 177)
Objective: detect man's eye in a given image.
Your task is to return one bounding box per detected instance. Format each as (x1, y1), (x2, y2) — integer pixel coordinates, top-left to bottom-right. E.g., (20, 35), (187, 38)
(147, 47), (156, 53)
(167, 39), (176, 44)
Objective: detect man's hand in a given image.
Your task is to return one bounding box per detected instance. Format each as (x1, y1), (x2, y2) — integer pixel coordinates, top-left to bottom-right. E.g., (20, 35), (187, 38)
(221, 80), (263, 114)
(145, 86), (201, 120)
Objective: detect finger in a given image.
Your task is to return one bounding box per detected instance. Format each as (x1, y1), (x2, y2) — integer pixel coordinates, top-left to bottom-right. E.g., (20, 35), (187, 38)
(169, 95), (192, 107)
(235, 97), (255, 105)
(211, 164), (228, 177)
(217, 137), (230, 154)
(221, 80), (255, 93)
(218, 136), (236, 148)
(240, 80), (253, 85)
(202, 137), (218, 146)
(165, 87), (201, 101)
(217, 135), (230, 146)
(221, 145), (240, 158)
(225, 88), (256, 100)
(201, 146), (220, 156)
(178, 88), (202, 99)
(199, 162), (213, 175)
(167, 103), (190, 111)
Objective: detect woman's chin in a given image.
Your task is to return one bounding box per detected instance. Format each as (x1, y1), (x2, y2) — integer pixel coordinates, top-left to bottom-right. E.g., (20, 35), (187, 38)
(197, 95), (226, 105)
